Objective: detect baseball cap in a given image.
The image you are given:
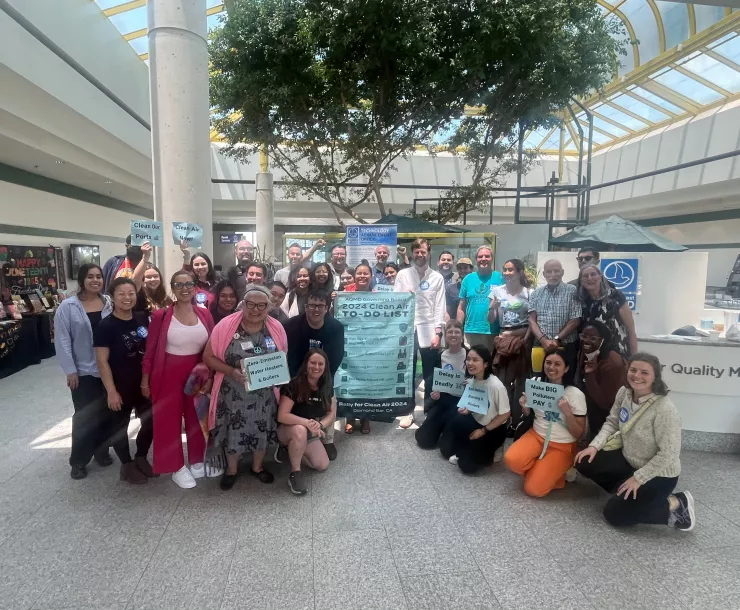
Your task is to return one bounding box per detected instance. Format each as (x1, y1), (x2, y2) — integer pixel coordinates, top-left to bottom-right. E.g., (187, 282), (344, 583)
(456, 258), (473, 266)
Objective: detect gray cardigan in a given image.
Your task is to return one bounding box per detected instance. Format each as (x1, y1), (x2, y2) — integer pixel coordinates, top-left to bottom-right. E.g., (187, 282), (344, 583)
(54, 295), (112, 377)
(590, 386), (682, 485)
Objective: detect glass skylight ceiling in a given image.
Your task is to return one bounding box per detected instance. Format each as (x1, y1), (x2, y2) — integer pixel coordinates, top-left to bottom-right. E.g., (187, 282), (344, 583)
(93, 0), (226, 65)
(94, 1), (740, 152)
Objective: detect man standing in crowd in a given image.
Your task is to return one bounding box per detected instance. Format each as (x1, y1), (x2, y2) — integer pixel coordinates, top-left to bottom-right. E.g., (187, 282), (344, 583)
(329, 244), (347, 289)
(247, 262), (267, 285)
(371, 245), (391, 286)
(457, 245), (502, 350)
(284, 289), (344, 460)
(226, 239), (254, 300)
(267, 280), (289, 324)
(274, 239), (326, 286)
(394, 238), (446, 428)
(102, 235), (144, 292)
(445, 256), (473, 320)
(529, 259), (581, 375)
(569, 248), (613, 289)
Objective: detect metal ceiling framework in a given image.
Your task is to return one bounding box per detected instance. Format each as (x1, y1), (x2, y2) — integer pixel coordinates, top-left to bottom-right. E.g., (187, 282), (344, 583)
(93, 1), (739, 151)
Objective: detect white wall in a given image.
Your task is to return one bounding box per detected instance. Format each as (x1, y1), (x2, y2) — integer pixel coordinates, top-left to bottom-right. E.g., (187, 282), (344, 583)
(0, 181), (135, 291)
(535, 250), (709, 336)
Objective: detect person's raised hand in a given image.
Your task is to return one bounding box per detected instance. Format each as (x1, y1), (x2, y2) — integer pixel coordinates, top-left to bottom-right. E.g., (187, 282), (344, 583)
(575, 446), (597, 464)
(180, 239), (191, 261)
(316, 239), (327, 248)
(141, 241), (152, 261)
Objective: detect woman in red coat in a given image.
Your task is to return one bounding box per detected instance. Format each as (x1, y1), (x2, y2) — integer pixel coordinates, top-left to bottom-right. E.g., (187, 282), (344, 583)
(142, 270), (215, 488)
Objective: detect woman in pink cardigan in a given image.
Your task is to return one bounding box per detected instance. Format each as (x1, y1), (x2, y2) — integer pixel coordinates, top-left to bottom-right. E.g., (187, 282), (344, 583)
(203, 284), (288, 491)
(142, 270), (214, 488)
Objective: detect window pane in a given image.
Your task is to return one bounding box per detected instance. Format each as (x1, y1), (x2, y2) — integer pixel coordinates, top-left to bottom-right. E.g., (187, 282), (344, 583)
(629, 87), (683, 114)
(108, 5), (147, 35)
(610, 94), (670, 123)
(652, 69), (723, 104)
(596, 104), (650, 130)
(713, 36), (740, 65)
(621, 0), (661, 64)
(680, 55), (740, 94)
(655, 1), (689, 50)
(695, 6), (725, 33)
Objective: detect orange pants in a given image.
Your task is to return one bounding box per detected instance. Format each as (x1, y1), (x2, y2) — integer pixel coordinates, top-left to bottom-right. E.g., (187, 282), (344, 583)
(504, 428), (577, 497)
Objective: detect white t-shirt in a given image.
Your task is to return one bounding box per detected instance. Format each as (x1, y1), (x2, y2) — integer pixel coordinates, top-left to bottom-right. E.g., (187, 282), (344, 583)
(440, 348), (466, 372)
(469, 375), (510, 427)
(165, 317), (209, 355)
(532, 385), (587, 444)
(491, 285), (530, 329)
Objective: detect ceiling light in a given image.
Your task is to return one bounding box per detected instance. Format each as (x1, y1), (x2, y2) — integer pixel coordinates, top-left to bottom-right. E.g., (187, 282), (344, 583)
(104, 181), (113, 184)
(55, 160), (65, 164)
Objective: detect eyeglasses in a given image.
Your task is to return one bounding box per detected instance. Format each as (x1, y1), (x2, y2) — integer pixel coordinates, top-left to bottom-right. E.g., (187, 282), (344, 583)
(576, 255), (594, 263)
(307, 303), (327, 311)
(578, 333), (597, 341)
(173, 281), (195, 289)
(244, 301), (269, 311)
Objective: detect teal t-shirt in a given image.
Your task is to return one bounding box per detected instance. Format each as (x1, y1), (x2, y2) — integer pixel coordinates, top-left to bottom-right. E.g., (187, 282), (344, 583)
(459, 271), (503, 335)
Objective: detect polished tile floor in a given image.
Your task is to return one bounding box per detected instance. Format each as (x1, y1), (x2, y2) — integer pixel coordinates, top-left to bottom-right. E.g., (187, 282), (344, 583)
(1, 359), (740, 610)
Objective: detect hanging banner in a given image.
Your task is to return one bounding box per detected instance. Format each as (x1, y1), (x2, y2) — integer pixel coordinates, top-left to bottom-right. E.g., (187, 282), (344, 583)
(172, 222), (204, 248)
(345, 224), (397, 267)
(334, 292), (415, 419)
(0, 245), (58, 294)
(130, 220), (164, 247)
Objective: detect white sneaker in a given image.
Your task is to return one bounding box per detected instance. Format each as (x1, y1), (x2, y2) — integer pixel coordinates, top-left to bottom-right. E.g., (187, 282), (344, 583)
(493, 447), (505, 463)
(172, 465), (197, 489)
(205, 464), (224, 478)
(399, 414), (414, 429)
(190, 462), (205, 479)
(565, 467), (577, 483)
(448, 455), (459, 465)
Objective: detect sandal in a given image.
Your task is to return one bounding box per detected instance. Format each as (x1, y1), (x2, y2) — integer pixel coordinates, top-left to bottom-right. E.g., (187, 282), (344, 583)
(345, 419), (356, 435)
(361, 418), (371, 435)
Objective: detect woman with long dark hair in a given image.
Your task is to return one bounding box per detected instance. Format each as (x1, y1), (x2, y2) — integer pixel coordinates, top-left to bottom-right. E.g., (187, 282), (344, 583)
(438, 345), (510, 474)
(141, 270), (215, 488)
(311, 263), (335, 294)
(343, 262), (372, 292)
(54, 263), (113, 479)
(277, 349), (337, 495)
(281, 266), (311, 318)
(579, 263), (637, 358)
(181, 242), (217, 308)
(576, 353), (694, 531)
(209, 280), (239, 325)
(505, 350), (587, 497)
(94, 277), (154, 484)
(575, 321), (626, 439)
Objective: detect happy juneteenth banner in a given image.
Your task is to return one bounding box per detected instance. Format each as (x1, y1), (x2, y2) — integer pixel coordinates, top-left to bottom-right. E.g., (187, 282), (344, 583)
(334, 292), (415, 419)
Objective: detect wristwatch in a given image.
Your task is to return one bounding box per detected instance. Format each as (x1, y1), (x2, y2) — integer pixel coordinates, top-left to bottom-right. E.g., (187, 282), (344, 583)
(554, 335), (561, 343)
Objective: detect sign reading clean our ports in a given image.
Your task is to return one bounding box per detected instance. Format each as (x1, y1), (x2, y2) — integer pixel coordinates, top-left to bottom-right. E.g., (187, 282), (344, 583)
(130, 220), (164, 247)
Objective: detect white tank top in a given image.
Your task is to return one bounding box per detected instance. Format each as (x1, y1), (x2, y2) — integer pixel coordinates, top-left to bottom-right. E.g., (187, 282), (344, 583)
(165, 316), (209, 355)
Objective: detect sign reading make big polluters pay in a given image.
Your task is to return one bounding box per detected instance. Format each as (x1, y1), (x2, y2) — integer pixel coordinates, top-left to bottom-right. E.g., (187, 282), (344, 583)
(601, 258), (639, 310)
(334, 291), (415, 419)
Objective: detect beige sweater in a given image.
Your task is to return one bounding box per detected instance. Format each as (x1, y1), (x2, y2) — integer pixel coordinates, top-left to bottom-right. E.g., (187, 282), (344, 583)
(590, 386), (682, 485)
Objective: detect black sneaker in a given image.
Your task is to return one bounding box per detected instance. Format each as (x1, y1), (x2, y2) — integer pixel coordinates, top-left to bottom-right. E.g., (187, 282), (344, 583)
(274, 444), (287, 464)
(70, 464), (87, 480)
(288, 471), (307, 496)
(94, 452), (114, 467)
(251, 468), (274, 484)
(671, 491), (696, 532)
(220, 472), (238, 491)
(324, 443), (337, 461)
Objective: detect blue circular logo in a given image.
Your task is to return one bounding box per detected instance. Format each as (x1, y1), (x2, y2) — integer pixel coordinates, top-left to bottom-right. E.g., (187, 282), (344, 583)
(136, 326), (148, 339)
(619, 407), (630, 423)
(603, 261), (635, 291)
(443, 363), (453, 370)
(347, 227), (360, 239)
(195, 292), (207, 304)
(419, 281), (430, 291)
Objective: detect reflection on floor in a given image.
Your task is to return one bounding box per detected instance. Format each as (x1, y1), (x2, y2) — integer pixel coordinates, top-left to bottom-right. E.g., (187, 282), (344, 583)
(1, 359), (740, 610)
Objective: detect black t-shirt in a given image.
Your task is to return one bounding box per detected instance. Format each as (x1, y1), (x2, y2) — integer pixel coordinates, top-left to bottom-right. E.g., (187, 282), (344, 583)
(93, 312), (149, 405)
(87, 311), (103, 331)
(281, 381), (329, 420)
(284, 314), (345, 377)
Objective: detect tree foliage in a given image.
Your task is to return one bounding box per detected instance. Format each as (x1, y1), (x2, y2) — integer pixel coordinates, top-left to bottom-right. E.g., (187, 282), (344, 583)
(210, 0), (625, 225)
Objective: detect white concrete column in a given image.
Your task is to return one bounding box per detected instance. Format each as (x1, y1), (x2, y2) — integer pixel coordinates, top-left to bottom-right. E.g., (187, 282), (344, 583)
(255, 172), (275, 262)
(148, 0), (212, 280)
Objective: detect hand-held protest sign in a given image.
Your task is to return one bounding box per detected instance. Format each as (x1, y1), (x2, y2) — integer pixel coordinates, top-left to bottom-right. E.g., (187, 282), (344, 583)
(458, 383), (489, 415)
(432, 368), (465, 397)
(172, 222), (204, 248)
(242, 352), (290, 391)
(525, 379), (565, 413)
(131, 220), (164, 247)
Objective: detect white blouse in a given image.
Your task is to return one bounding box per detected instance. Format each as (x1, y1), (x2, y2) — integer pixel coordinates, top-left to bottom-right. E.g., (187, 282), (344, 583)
(165, 316), (209, 355)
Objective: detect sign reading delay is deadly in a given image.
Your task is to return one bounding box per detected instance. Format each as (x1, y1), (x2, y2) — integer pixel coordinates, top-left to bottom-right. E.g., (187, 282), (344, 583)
(432, 368), (465, 396)
(130, 220), (164, 247)
(525, 379), (564, 413)
(243, 351), (290, 391)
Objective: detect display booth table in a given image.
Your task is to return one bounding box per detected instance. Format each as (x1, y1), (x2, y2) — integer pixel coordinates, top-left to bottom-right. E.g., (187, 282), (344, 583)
(0, 312), (55, 380)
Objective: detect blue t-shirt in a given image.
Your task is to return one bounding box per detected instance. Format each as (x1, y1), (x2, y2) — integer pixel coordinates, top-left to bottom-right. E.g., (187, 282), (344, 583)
(459, 271), (503, 335)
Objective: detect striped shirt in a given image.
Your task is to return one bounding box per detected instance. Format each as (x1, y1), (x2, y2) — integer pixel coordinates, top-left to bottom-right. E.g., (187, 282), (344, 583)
(529, 282), (581, 344)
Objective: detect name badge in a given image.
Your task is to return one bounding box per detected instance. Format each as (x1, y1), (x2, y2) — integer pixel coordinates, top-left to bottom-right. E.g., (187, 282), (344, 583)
(265, 336), (276, 352)
(195, 292), (207, 304)
(241, 341), (254, 351)
(419, 280), (430, 291)
(619, 407), (630, 423)
(136, 326), (148, 339)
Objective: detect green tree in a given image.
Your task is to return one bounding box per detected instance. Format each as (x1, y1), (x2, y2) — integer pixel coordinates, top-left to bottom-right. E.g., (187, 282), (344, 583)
(210, 0), (624, 225)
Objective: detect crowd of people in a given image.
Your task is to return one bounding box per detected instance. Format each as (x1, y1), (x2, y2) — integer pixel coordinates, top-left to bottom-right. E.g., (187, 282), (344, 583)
(53, 235), (695, 531)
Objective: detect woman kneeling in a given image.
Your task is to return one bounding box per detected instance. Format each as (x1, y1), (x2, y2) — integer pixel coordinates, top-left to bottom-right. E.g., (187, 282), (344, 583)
(575, 353), (695, 531)
(505, 350), (587, 497)
(438, 345), (510, 474)
(277, 349), (337, 495)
